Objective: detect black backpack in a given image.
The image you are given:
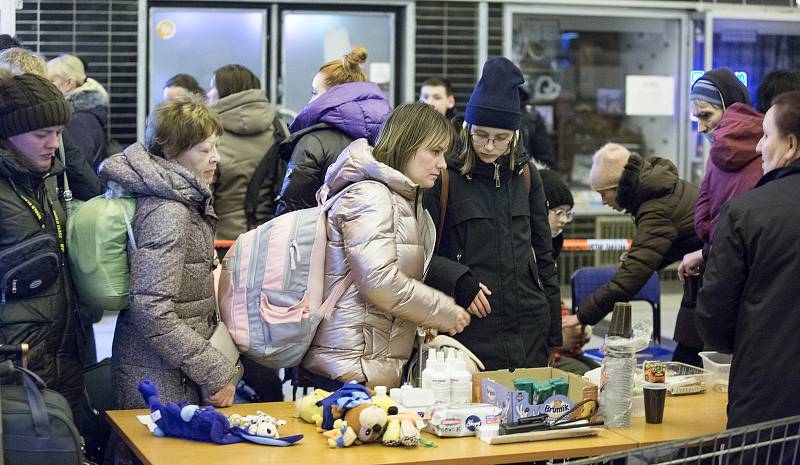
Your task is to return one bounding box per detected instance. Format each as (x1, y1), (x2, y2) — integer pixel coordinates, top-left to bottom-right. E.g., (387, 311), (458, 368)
(0, 359), (83, 465)
(244, 117), (290, 230)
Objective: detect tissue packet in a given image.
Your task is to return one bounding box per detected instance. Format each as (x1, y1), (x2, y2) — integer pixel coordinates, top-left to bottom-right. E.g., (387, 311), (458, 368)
(424, 403), (503, 437)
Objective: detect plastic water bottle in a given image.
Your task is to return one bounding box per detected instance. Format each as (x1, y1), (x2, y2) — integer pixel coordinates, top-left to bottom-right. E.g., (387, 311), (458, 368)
(600, 337), (636, 428)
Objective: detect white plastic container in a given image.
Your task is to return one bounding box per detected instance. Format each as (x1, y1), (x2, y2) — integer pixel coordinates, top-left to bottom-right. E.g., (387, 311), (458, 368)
(699, 351), (732, 393)
(449, 353), (472, 403)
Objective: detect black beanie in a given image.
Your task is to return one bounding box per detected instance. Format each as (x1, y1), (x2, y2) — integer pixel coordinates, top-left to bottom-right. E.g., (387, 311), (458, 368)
(0, 73), (71, 138)
(539, 169), (574, 209)
(465, 57), (524, 130)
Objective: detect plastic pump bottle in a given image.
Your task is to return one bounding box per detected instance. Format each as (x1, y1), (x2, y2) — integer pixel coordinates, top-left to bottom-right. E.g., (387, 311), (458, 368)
(420, 348), (437, 389)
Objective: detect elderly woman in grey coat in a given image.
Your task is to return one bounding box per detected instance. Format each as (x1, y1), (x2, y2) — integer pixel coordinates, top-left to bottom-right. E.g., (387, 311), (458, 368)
(101, 95), (237, 464)
(301, 103), (471, 390)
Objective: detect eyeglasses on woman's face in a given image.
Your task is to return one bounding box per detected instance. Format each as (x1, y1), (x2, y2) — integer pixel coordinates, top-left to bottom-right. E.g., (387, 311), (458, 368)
(470, 131), (511, 149)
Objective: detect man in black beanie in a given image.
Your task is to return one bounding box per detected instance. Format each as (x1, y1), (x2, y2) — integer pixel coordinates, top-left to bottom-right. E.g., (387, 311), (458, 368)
(0, 70), (85, 421)
(424, 57), (562, 371)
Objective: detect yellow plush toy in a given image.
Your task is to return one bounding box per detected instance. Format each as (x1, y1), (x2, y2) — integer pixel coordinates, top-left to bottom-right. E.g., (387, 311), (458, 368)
(295, 388), (330, 426)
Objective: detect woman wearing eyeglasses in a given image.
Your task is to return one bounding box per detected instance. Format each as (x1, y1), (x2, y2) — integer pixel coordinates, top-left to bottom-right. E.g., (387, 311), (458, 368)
(423, 58), (562, 371)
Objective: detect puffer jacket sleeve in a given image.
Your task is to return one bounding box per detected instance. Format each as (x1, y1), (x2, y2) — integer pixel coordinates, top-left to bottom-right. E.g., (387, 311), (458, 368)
(129, 202), (236, 394)
(696, 202), (742, 352)
(577, 204), (677, 325)
(276, 133), (326, 215)
(527, 168), (563, 348)
(694, 159), (712, 243)
(333, 182), (464, 330)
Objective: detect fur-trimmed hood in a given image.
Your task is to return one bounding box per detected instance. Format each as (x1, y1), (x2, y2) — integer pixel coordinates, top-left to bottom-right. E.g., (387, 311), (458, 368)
(66, 77), (109, 113)
(617, 153), (679, 215)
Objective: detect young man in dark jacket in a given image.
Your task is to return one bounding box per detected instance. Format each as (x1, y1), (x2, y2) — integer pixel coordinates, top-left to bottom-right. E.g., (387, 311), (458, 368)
(0, 70), (84, 420)
(564, 143), (702, 354)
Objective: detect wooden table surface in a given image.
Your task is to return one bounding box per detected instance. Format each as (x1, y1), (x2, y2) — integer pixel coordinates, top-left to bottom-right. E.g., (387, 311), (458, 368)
(107, 392), (728, 465)
(611, 390), (729, 446)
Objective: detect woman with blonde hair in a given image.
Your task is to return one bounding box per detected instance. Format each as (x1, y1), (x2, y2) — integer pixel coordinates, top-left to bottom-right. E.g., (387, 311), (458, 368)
(424, 58), (561, 371)
(301, 102), (470, 390)
(47, 54), (110, 169)
(275, 46), (391, 215)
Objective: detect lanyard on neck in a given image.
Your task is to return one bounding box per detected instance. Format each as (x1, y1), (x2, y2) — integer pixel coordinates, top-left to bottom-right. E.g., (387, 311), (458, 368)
(6, 178), (66, 257)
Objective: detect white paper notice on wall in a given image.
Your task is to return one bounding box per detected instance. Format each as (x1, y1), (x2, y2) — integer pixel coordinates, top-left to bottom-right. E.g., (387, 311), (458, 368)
(369, 62), (391, 84)
(625, 75), (675, 116)
(323, 28), (352, 63)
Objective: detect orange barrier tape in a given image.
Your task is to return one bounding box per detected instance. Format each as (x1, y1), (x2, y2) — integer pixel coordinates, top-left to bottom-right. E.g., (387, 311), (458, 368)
(562, 239), (632, 251)
(214, 240), (235, 249)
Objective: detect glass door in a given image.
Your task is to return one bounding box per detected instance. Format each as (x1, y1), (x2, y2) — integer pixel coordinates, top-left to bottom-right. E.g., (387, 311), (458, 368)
(504, 5), (691, 212)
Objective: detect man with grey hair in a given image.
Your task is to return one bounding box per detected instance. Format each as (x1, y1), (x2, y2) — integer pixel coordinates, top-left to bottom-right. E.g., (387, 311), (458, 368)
(564, 143), (702, 363)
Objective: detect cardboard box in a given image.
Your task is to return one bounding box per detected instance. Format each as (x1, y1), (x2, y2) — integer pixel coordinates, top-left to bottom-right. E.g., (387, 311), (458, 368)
(472, 367), (598, 423)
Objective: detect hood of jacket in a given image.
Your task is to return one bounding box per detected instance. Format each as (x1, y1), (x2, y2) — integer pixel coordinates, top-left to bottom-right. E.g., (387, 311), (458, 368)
(289, 82), (391, 144)
(99, 142), (213, 214)
(67, 78), (109, 111)
(618, 154), (679, 215)
(700, 68), (751, 108)
(212, 89), (275, 136)
(709, 102), (763, 172)
(324, 138), (417, 202)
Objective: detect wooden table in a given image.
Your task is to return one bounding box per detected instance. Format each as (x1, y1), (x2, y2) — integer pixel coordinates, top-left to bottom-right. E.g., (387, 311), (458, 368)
(612, 390), (729, 446)
(107, 392), (728, 465)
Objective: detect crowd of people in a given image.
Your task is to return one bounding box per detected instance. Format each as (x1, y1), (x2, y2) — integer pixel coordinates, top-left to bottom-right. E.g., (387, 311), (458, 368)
(2, 31), (800, 463)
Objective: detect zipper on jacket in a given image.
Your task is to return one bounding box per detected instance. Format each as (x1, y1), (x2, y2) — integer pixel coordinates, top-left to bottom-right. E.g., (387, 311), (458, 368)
(493, 162), (501, 188)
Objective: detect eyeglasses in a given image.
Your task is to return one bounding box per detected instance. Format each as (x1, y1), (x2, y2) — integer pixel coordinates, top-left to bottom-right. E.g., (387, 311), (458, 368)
(470, 133), (511, 149)
(551, 208), (574, 222)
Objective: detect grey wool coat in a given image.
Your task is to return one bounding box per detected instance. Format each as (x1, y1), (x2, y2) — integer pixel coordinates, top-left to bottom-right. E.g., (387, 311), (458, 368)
(100, 143), (237, 408)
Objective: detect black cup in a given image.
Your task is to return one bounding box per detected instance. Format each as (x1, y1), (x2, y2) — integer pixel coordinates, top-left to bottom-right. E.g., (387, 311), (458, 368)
(643, 383), (667, 424)
(608, 302), (632, 338)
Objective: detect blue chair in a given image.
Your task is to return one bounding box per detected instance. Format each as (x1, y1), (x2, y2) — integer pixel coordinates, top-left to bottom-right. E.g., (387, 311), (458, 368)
(571, 267), (673, 363)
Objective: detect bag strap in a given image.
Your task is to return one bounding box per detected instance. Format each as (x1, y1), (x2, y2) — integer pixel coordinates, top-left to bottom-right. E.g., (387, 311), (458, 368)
(435, 168), (450, 252)
(244, 118), (290, 230)
(57, 134), (73, 207)
(0, 361), (51, 438)
(522, 162), (532, 193)
(119, 200), (137, 253)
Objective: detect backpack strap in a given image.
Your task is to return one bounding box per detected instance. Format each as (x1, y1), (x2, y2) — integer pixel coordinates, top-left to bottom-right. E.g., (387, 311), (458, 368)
(522, 162), (532, 193)
(435, 168), (450, 252)
(244, 117), (290, 230)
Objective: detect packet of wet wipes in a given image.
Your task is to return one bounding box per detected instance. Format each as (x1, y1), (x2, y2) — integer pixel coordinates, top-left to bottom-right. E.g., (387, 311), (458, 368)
(423, 403), (503, 437)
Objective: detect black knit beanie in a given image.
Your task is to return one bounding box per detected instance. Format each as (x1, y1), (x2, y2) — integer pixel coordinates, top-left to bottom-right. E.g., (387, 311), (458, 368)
(539, 169), (574, 209)
(0, 73), (70, 138)
(465, 57), (524, 130)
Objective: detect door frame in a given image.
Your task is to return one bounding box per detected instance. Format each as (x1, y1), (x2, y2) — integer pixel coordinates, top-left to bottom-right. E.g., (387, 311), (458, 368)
(502, 3), (693, 179)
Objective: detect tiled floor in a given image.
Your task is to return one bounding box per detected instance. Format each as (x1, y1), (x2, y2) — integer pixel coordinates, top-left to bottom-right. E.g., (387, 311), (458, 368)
(92, 280), (688, 401)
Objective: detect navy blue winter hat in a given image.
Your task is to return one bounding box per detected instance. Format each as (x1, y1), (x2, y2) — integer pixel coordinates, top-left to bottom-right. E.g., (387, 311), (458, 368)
(465, 57), (525, 130)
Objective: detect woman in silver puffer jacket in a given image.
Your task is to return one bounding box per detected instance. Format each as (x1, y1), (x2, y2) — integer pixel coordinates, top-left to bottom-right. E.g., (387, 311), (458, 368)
(302, 103), (471, 389)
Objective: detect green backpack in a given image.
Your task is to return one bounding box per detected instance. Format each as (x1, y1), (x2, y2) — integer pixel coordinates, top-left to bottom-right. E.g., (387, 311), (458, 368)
(66, 191), (136, 312)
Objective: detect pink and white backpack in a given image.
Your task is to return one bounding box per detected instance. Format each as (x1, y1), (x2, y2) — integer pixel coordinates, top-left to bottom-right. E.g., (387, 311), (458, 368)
(217, 183), (365, 369)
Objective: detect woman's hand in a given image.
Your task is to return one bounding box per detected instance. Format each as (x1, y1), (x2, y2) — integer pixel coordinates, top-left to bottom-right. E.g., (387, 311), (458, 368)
(467, 283), (492, 318)
(207, 382), (236, 408)
(678, 249), (705, 283)
(446, 309), (471, 336)
(561, 315), (585, 350)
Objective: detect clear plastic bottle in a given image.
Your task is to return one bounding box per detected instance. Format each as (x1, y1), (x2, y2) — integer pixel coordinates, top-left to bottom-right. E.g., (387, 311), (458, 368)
(600, 337), (636, 428)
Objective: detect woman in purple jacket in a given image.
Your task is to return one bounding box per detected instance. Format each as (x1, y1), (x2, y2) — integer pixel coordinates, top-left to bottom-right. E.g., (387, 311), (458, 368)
(275, 46), (392, 215)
